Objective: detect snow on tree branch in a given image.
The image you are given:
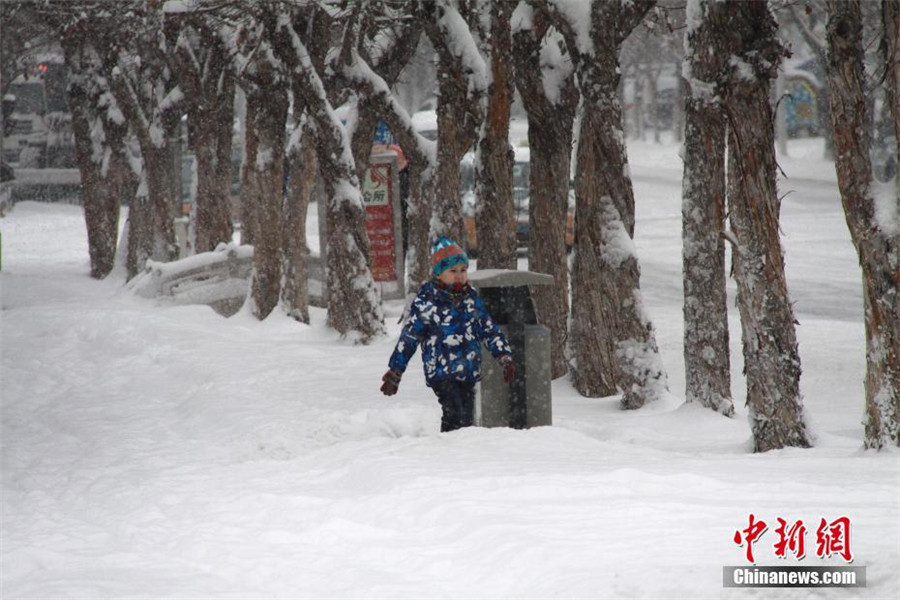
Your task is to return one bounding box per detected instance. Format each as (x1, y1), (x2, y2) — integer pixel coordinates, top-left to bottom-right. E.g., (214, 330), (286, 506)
(336, 47), (436, 172)
(423, 1), (488, 98)
(544, 0), (592, 56)
(276, 13), (360, 208)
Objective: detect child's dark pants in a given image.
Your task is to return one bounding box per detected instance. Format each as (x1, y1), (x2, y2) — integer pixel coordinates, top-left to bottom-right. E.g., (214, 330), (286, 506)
(432, 380), (476, 432)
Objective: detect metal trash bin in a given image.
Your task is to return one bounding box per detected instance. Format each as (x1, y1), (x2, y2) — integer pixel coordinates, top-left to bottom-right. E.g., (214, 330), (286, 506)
(469, 269), (553, 429)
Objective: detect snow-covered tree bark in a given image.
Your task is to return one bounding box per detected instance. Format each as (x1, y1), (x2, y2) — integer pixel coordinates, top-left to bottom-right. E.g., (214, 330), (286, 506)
(546, 0), (668, 407)
(826, 0), (900, 449)
(68, 84), (121, 279)
(282, 120), (316, 324)
(474, 1), (517, 270)
(61, 18), (136, 279)
(248, 84), (288, 320)
(272, 13), (385, 342)
(276, 8), (332, 324)
(418, 1), (486, 246)
(352, 11), (422, 173)
(236, 14), (289, 321)
(724, 1), (810, 452)
(104, 7), (182, 279)
(512, 4), (578, 380)
(171, 12), (235, 254)
(680, 0), (733, 416)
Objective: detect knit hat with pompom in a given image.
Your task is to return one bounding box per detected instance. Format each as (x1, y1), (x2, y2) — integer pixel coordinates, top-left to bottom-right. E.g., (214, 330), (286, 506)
(431, 236), (469, 276)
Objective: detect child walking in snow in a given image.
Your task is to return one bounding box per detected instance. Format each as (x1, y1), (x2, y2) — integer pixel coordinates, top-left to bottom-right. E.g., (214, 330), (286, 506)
(380, 237), (516, 432)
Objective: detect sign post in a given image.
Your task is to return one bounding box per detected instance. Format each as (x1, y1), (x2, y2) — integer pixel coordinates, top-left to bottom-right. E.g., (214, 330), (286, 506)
(362, 151), (405, 300)
(312, 150), (405, 305)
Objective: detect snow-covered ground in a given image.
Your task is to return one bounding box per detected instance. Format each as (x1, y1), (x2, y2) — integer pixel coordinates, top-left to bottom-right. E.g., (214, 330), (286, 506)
(2, 137), (898, 598)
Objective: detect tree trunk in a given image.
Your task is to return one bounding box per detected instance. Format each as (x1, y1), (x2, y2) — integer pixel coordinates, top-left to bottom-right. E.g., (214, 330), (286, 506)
(528, 128), (572, 380)
(189, 81), (235, 253)
(562, 1), (667, 406)
(192, 130), (231, 252)
(432, 95), (469, 245)
(146, 146), (179, 263)
(571, 109), (667, 407)
(405, 164), (434, 289)
(101, 9), (181, 280)
(420, 1), (484, 249)
(99, 127), (136, 273)
(474, 1), (516, 270)
(513, 9), (577, 380)
(570, 117), (615, 396)
(826, 0), (900, 448)
(65, 49), (134, 279)
(245, 81), (288, 320)
(350, 106), (379, 186)
(71, 122), (120, 278)
(725, 1), (810, 452)
(126, 173), (153, 279)
(240, 97), (260, 247)
(175, 21), (236, 254)
(282, 123), (316, 323)
(125, 143), (178, 280)
(271, 15), (385, 342)
(681, 0), (733, 416)
(215, 81), (236, 243)
(127, 145), (178, 277)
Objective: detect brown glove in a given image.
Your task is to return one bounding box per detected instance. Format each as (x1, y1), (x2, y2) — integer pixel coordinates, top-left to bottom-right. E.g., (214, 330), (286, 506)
(381, 370), (402, 396)
(500, 355), (516, 384)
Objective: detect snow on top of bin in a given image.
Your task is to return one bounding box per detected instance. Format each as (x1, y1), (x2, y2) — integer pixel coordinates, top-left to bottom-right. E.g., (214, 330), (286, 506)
(468, 269), (553, 288)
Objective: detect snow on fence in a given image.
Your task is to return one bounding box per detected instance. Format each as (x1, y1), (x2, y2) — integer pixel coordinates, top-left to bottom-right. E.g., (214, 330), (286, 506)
(128, 243), (329, 316)
(0, 181), (12, 216)
(8, 168), (82, 205)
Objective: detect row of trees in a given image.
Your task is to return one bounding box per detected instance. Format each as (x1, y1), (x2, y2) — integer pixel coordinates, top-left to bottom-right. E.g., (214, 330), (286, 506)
(681, 0), (899, 450)
(3, 0), (896, 451)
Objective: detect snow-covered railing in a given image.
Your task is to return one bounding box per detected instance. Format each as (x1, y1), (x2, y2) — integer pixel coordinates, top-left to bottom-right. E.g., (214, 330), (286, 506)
(9, 168), (82, 204)
(0, 181), (12, 216)
(128, 243), (254, 316)
(127, 241), (331, 315)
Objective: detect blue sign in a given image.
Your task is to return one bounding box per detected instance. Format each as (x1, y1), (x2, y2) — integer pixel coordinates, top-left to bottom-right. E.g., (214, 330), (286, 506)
(373, 120), (395, 145)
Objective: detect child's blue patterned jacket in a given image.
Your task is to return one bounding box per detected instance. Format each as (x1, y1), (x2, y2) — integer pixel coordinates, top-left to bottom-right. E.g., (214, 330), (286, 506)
(388, 281), (512, 387)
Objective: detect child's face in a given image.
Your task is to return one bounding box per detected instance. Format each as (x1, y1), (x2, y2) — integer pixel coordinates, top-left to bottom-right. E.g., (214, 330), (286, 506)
(438, 263), (468, 287)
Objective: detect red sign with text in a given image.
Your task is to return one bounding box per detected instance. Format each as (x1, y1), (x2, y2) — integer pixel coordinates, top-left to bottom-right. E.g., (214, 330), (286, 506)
(363, 161), (397, 282)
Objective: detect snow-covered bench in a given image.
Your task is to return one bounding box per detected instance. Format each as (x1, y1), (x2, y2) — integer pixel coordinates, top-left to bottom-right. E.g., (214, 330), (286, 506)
(128, 243), (253, 316)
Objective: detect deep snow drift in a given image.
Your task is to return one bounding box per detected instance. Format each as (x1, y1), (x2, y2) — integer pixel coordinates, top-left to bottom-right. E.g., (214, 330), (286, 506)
(2, 138), (898, 599)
